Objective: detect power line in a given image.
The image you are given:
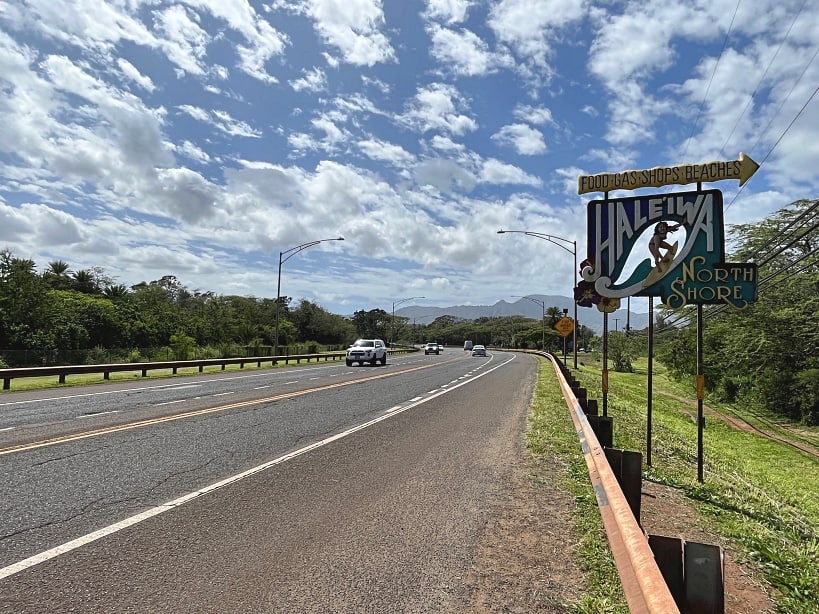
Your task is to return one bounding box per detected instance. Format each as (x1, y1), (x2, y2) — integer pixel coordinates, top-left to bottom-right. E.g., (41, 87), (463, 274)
(718, 0), (809, 159)
(682, 0), (741, 161)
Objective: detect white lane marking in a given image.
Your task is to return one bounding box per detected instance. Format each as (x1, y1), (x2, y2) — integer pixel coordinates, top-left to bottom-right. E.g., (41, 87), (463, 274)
(155, 400), (185, 406)
(0, 427), (14, 432)
(408, 397), (423, 402)
(213, 392), (234, 397)
(77, 411), (120, 419)
(0, 354), (516, 581)
(385, 405), (402, 413)
(253, 385), (273, 390)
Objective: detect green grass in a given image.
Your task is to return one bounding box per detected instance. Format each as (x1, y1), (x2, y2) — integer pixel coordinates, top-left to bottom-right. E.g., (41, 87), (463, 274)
(545, 355), (819, 614)
(527, 358), (629, 613)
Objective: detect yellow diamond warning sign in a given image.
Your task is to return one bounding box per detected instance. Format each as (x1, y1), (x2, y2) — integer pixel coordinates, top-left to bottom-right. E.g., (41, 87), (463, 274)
(555, 317), (574, 337)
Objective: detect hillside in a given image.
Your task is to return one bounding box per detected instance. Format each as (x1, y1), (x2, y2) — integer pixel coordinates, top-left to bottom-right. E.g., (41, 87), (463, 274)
(397, 296), (652, 336)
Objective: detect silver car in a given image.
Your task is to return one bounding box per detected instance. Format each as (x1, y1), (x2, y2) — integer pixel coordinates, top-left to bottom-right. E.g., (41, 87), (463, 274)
(471, 344), (487, 357)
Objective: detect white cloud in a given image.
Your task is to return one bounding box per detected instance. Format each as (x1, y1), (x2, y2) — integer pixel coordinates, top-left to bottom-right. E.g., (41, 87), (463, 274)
(488, 0), (587, 79)
(480, 158), (542, 186)
(491, 123), (546, 155)
(298, 0), (396, 66)
(178, 105), (262, 138)
(153, 4), (212, 76)
(398, 83), (478, 136)
(290, 66), (327, 92)
(423, 0), (475, 24)
(116, 58), (156, 92)
(427, 24), (513, 77)
(513, 104), (554, 126)
(357, 138), (415, 167)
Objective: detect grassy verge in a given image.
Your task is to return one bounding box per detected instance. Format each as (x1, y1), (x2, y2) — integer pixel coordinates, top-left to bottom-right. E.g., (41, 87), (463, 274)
(527, 357), (629, 613)
(534, 353), (818, 614)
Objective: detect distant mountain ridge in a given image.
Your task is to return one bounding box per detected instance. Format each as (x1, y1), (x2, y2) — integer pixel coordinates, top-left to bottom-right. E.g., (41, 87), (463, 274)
(397, 295), (651, 336)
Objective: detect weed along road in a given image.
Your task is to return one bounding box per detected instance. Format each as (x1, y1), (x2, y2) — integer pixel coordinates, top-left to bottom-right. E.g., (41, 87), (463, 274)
(0, 350), (544, 612)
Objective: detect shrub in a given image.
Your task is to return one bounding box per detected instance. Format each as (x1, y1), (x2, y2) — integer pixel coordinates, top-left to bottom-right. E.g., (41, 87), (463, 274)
(795, 369), (819, 425)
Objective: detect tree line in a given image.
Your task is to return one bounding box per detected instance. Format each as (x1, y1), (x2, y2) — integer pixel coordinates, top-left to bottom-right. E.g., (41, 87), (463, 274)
(0, 252), (578, 367)
(655, 198), (818, 425)
(3, 198), (813, 424)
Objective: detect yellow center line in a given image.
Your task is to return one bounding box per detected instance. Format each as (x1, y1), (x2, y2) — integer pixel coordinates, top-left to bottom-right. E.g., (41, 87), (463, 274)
(0, 362), (440, 456)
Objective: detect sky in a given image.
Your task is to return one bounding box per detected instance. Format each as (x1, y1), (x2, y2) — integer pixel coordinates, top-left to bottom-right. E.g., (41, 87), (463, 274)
(1, 0), (817, 319)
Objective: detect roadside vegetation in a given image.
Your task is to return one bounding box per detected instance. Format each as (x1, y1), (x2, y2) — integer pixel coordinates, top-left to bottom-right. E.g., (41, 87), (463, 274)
(528, 352), (818, 613)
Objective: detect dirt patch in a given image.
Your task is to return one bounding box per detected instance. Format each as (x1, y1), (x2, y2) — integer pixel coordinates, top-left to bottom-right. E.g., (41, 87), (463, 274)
(462, 450), (584, 613)
(640, 479), (776, 613)
(463, 443), (776, 613)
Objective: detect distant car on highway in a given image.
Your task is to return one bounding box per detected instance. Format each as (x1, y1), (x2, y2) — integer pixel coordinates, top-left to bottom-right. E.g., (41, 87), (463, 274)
(346, 339), (387, 366)
(424, 342), (440, 355)
(437, 343), (444, 352)
(471, 344), (487, 357)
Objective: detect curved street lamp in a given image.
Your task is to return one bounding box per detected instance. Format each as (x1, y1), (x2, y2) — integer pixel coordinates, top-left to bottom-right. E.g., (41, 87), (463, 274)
(498, 229), (578, 369)
(512, 295), (546, 350)
(274, 237), (344, 356)
(391, 296), (425, 346)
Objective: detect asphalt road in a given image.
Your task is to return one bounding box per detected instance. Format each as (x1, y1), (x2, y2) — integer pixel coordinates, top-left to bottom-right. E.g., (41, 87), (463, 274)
(0, 349), (542, 613)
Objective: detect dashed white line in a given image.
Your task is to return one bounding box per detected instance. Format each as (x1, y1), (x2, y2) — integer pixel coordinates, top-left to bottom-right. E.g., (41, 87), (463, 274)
(213, 392), (234, 397)
(0, 427), (14, 432)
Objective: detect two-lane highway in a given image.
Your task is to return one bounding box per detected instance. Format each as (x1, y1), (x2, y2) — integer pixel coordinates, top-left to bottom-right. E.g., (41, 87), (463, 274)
(1, 350), (543, 612)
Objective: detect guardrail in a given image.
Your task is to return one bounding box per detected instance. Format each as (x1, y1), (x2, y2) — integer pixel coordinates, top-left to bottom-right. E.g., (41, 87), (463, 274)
(0, 348), (418, 390)
(506, 347), (727, 612)
(546, 351), (681, 613)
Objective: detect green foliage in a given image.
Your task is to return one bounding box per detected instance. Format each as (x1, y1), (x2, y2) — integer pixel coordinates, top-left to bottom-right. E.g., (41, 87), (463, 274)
(572, 359), (819, 614)
(127, 349), (145, 363)
(169, 331), (196, 360)
(656, 198), (819, 425)
(607, 331), (643, 372)
(795, 369), (819, 425)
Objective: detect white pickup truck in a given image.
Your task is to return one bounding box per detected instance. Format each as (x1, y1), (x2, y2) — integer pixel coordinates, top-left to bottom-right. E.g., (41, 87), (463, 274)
(346, 338), (387, 366)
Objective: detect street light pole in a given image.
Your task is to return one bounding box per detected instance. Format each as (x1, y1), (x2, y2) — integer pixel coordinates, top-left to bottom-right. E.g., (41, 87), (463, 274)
(498, 229), (578, 369)
(512, 295), (546, 350)
(274, 237), (344, 356)
(391, 296), (425, 346)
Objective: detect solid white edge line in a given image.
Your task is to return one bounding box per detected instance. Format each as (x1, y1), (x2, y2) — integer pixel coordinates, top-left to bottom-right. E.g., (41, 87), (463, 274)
(0, 353), (517, 581)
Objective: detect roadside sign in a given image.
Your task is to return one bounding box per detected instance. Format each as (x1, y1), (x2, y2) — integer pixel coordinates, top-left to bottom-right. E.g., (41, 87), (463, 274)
(555, 317), (574, 337)
(578, 152), (759, 194)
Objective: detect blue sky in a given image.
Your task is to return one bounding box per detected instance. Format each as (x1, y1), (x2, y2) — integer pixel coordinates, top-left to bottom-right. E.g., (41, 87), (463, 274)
(1, 0), (817, 317)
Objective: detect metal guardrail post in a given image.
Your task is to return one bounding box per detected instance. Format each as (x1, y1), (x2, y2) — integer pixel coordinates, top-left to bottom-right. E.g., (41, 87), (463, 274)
(548, 351), (680, 613)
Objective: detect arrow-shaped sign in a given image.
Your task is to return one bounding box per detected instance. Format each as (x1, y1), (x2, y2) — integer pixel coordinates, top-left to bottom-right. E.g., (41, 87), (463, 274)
(578, 152), (760, 195)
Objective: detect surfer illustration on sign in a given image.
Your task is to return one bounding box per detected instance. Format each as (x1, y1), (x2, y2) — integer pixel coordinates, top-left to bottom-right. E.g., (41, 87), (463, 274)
(648, 221), (682, 267)
(641, 221), (682, 289)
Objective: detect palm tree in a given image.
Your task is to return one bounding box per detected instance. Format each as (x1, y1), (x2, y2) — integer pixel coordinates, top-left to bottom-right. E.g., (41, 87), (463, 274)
(103, 284), (129, 300)
(72, 269), (99, 294)
(546, 306), (563, 326)
(44, 260), (72, 289)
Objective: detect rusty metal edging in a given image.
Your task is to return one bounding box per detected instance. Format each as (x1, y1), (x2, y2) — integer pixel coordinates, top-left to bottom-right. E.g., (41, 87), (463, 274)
(547, 354), (680, 613)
